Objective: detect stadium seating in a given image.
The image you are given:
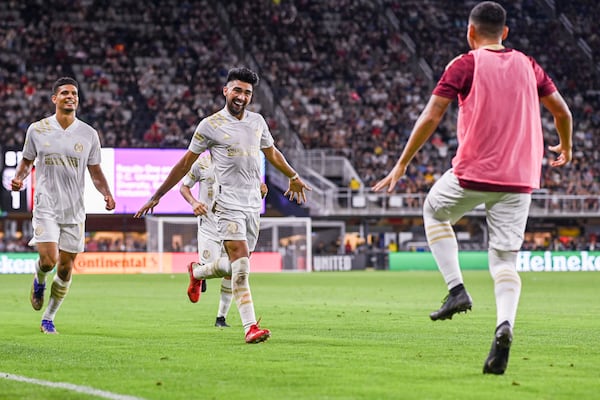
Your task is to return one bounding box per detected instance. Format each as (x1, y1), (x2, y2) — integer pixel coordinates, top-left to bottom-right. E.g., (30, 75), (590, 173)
(0, 0), (598, 199)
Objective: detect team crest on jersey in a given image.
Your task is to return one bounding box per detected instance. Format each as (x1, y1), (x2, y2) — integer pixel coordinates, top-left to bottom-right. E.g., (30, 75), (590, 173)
(226, 222), (239, 234)
(202, 249), (211, 260)
(34, 225), (44, 237)
(74, 143), (84, 153)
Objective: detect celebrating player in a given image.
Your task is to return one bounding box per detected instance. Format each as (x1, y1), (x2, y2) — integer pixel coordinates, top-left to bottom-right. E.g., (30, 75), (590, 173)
(11, 77), (116, 334)
(373, 1), (572, 374)
(135, 67), (310, 343)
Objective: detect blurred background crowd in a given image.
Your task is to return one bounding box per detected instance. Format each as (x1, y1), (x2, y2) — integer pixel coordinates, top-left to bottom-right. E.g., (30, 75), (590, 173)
(1, 0), (598, 252)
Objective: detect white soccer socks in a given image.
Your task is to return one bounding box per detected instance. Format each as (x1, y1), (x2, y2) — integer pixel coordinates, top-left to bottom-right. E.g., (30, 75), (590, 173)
(231, 257), (256, 333)
(42, 275), (71, 321)
(218, 277), (233, 319)
(423, 203), (463, 289)
(489, 248), (521, 328)
(193, 257), (232, 279)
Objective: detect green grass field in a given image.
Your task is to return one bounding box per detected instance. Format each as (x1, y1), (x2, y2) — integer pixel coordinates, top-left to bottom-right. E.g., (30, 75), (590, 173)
(1, 271), (599, 400)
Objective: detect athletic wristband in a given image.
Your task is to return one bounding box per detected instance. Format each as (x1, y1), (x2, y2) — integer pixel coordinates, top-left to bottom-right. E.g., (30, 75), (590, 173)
(289, 173), (299, 181)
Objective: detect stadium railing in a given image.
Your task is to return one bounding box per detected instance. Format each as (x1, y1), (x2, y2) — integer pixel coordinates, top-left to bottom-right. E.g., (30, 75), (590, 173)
(309, 189), (600, 218)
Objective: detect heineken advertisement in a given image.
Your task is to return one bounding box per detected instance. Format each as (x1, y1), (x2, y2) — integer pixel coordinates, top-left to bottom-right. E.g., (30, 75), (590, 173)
(0, 253), (39, 274)
(389, 251), (600, 272)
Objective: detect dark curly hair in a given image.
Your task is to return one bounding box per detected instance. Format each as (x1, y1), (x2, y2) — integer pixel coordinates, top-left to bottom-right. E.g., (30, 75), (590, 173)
(226, 67), (259, 86)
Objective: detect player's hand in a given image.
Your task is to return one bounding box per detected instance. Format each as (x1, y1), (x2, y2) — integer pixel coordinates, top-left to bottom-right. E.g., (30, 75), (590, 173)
(104, 195), (116, 211)
(134, 198), (160, 218)
(548, 143), (572, 167)
(284, 177), (311, 204)
(260, 182), (268, 199)
(11, 177), (23, 191)
(371, 164), (407, 193)
(191, 201), (208, 216)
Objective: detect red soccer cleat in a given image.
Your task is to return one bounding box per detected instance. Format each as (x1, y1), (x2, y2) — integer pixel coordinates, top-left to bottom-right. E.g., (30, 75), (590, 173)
(187, 262), (203, 303)
(245, 320), (271, 344)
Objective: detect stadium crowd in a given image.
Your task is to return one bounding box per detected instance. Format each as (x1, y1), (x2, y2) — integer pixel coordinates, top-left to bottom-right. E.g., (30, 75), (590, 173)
(1, 0), (598, 198)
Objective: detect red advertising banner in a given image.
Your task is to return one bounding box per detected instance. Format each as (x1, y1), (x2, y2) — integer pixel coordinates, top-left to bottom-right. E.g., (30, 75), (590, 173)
(73, 252), (167, 274)
(69, 252), (282, 274)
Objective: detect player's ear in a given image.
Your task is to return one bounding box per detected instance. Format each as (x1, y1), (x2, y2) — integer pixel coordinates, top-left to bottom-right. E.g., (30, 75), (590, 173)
(222, 85), (228, 97)
(467, 23), (476, 41)
(501, 26), (509, 41)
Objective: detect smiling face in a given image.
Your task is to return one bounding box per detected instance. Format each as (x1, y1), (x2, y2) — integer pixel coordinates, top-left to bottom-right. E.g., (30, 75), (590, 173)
(223, 80), (253, 119)
(52, 84), (79, 114)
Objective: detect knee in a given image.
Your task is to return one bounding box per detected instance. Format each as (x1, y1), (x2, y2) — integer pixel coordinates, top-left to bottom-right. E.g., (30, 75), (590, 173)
(224, 241), (248, 260)
(489, 248), (520, 284)
(423, 199), (435, 219)
(423, 199), (450, 225)
(39, 255), (58, 271)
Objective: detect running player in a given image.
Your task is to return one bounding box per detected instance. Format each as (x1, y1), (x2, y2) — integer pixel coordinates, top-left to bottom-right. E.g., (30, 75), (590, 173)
(11, 77), (116, 334)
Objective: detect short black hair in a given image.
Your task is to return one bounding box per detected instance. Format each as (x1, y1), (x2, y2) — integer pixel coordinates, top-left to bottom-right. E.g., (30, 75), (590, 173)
(52, 77), (79, 94)
(469, 1), (506, 38)
(226, 67), (259, 86)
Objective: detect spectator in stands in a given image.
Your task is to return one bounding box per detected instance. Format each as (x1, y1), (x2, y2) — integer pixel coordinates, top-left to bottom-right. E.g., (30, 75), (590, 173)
(11, 77), (115, 335)
(388, 239), (398, 253)
(349, 176), (361, 193)
(373, 1), (573, 375)
(344, 239), (353, 254)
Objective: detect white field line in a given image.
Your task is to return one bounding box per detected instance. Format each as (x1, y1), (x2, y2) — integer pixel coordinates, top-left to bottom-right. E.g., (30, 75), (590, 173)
(0, 372), (147, 400)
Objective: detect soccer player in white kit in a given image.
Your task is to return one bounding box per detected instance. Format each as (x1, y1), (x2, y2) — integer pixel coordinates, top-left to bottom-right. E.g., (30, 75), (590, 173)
(11, 77), (116, 334)
(135, 67), (310, 343)
(180, 154), (269, 328)
(180, 153), (231, 327)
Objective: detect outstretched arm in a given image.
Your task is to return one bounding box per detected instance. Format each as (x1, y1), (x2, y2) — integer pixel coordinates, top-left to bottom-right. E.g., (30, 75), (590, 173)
(372, 95), (451, 193)
(134, 150), (200, 217)
(88, 164), (116, 210)
(262, 146), (311, 204)
(541, 91), (573, 167)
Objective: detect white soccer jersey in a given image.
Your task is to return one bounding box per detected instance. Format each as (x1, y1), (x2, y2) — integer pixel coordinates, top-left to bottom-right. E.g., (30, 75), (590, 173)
(189, 107), (274, 212)
(22, 114), (102, 224)
(181, 153), (219, 237)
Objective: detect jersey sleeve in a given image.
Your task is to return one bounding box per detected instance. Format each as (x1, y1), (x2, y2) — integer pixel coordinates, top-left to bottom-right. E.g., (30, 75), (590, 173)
(258, 115), (275, 149)
(529, 56), (557, 97)
(188, 119), (211, 154)
(432, 53), (473, 100)
(87, 129), (102, 165)
(181, 160), (201, 188)
(21, 123), (38, 161)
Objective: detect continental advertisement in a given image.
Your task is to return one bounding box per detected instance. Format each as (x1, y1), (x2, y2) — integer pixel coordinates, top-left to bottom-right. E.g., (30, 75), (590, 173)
(0, 252), (283, 274)
(389, 251), (600, 272)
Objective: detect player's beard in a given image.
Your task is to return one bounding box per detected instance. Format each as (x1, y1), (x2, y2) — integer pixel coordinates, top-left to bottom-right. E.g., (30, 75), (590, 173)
(227, 99), (245, 117)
